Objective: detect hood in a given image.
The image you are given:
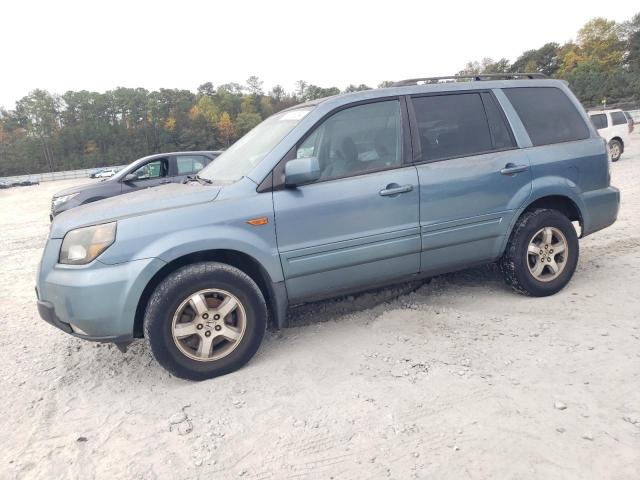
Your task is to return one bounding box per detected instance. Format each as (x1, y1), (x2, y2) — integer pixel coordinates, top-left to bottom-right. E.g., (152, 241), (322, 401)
(53, 179), (112, 197)
(50, 182), (221, 238)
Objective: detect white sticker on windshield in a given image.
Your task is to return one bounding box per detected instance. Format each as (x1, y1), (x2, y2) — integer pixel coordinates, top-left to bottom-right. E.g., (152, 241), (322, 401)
(280, 110), (309, 121)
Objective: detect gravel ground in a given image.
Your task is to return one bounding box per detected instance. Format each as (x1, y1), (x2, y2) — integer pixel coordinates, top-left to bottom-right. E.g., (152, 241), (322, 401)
(1, 135), (639, 479)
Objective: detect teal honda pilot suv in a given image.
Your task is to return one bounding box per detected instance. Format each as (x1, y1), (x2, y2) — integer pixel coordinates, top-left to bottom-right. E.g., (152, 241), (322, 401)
(36, 74), (620, 380)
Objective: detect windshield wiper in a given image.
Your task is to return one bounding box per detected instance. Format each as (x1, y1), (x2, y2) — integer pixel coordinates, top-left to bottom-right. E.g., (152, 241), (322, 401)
(196, 174), (213, 184)
(183, 174), (213, 185)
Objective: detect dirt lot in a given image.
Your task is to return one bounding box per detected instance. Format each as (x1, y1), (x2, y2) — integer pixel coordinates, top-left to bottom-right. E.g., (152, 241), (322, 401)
(1, 136), (639, 480)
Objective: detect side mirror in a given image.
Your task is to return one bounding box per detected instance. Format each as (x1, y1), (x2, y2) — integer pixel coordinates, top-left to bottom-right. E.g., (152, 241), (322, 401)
(285, 157), (321, 187)
(123, 173), (137, 182)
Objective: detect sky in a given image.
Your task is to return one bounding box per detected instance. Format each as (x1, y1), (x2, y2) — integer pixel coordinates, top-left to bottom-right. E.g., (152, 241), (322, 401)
(1, 0), (638, 109)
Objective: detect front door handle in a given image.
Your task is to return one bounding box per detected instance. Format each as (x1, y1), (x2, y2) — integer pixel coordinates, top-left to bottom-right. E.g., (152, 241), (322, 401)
(379, 184), (413, 197)
(500, 163), (529, 175)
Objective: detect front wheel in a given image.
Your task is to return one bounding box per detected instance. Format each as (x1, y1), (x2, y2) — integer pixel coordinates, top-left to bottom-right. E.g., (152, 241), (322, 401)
(500, 209), (579, 297)
(144, 262), (267, 380)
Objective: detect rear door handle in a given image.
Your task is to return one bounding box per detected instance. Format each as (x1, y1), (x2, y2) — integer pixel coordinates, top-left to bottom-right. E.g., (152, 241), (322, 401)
(500, 163), (529, 175)
(159, 180), (171, 184)
(379, 184), (413, 197)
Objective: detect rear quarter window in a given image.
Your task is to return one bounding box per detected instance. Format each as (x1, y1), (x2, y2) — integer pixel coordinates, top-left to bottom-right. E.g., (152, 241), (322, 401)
(610, 111), (627, 126)
(504, 87), (590, 146)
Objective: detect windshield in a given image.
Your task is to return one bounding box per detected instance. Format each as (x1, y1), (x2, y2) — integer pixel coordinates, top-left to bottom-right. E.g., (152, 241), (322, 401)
(198, 107), (313, 182)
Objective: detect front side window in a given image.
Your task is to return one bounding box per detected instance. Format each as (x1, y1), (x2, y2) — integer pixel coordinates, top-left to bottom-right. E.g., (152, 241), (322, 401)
(411, 93), (493, 162)
(504, 87), (590, 146)
(590, 114), (608, 130)
(294, 100), (402, 182)
(611, 111), (627, 126)
(132, 159), (168, 180)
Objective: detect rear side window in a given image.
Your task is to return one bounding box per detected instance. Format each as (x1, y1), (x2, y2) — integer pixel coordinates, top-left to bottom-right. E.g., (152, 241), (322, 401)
(611, 111), (627, 126)
(590, 113), (608, 130)
(176, 155), (207, 174)
(504, 87), (590, 146)
(411, 93), (493, 162)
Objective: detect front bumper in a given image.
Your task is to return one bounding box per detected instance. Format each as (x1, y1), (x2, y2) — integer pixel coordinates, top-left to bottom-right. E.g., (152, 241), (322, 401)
(36, 297), (132, 345)
(36, 244), (165, 342)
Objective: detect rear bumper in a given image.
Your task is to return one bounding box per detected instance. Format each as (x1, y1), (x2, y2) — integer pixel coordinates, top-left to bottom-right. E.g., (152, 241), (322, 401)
(582, 186), (620, 236)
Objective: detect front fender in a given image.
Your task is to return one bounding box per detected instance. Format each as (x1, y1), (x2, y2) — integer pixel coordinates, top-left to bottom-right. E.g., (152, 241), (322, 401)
(98, 192), (284, 282)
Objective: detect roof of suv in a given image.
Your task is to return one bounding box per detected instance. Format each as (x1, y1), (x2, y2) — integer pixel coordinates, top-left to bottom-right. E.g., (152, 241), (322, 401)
(292, 77), (570, 112)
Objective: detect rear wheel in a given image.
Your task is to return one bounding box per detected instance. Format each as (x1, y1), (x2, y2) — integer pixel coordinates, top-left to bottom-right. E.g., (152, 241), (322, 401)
(144, 262), (267, 380)
(609, 139), (622, 162)
(500, 209), (579, 297)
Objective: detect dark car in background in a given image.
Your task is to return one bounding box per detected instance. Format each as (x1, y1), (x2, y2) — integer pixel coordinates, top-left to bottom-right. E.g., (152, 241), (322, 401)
(51, 151), (221, 218)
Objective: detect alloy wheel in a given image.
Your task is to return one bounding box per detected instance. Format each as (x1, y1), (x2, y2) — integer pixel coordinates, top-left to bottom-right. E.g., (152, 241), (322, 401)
(171, 289), (246, 362)
(526, 226), (569, 282)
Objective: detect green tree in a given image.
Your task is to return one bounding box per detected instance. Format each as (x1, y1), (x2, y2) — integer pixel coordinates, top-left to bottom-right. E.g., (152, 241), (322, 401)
(14, 90), (61, 172)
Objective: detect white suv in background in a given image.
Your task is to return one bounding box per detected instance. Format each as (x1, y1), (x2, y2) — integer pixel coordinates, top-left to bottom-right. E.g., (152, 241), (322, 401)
(588, 109), (633, 162)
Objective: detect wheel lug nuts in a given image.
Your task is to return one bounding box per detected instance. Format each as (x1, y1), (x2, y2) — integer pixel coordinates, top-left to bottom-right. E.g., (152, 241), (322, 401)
(196, 324), (203, 330)
(202, 313), (209, 319)
(204, 330), (211, 337)
(214, 314), (220, 320)
(549, 249), (553, 253)
(214, 325), (222, 331)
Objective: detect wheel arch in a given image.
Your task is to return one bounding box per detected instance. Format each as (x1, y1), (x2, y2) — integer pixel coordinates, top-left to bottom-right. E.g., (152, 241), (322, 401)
(133, 249), (287, 338)
(523, 195), (583, 228)
(501, 193), (584, 257)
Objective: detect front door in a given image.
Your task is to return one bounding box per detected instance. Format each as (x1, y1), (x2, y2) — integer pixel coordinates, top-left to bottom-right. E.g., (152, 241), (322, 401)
(409, 91), (532, 274)
(273, 99), (421, 302)
(121, 157), (170, 193)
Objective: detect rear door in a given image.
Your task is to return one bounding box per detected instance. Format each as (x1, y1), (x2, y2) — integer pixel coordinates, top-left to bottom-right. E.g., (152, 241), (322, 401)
(610, 110), (630, 142)
(272, 99), (421, 301)
(408, 91), (532, 275)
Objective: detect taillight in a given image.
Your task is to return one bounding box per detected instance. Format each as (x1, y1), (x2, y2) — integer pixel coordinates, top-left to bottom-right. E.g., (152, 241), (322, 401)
(629, 119), (634, 134)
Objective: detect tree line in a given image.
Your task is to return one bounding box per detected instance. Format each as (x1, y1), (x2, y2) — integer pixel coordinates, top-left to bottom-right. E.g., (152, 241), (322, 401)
(0, 12), (638, 177)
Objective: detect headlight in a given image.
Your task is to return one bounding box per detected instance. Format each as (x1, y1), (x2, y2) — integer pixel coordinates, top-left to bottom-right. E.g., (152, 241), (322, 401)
(52, 193), (79, 209)
(59, 222), (117, 265)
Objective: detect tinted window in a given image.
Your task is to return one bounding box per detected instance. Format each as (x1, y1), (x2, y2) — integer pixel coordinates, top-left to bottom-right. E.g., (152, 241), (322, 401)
(590, 114), (608, 130)
(481, 92), (516, 149)
(504, 87), (589, 146)
(131, 159), (168, 180)
(294, 100), (402, 181)
(176, 155), (207, 174)
(412, 93), (492, 161)
(611, 111), (627, 126)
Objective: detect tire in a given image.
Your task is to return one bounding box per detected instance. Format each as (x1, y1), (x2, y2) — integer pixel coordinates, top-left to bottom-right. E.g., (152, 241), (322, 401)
(609, 139), (622, 162)
(500, 209), (579, 297)
(144, 262), (267, 380)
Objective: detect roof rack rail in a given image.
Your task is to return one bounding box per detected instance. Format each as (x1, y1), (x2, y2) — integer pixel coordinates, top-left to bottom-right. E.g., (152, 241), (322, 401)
(392, 73), (548, 87)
